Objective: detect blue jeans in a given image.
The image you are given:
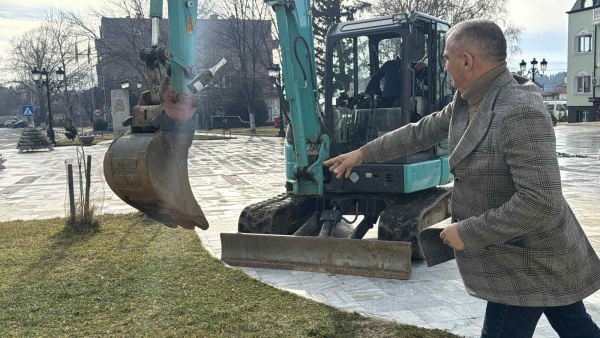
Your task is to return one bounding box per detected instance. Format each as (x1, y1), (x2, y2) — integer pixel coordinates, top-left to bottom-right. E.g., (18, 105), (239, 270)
(481, 300), (600, 338)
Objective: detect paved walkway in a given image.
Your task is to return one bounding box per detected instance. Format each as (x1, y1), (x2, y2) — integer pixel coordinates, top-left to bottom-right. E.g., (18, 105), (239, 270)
(1, 124), (599, 338)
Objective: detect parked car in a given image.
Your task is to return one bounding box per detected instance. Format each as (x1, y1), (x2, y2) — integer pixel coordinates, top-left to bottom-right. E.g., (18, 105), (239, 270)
(3, 119), (20, 128)
(12, 121), (27, 128)
(544, 100), (567, 123)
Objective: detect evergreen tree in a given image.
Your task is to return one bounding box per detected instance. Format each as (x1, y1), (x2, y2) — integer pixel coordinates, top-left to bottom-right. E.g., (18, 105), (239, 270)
(311, 0), (371, 90)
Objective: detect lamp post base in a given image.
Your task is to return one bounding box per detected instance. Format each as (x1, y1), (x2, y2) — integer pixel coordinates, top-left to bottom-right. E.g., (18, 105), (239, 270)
(46, 127), (56, 146)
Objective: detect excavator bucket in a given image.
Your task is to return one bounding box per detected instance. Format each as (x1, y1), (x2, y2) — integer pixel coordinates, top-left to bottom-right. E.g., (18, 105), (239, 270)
(104, 130), (208, 230)
(221, 234), (412, 279)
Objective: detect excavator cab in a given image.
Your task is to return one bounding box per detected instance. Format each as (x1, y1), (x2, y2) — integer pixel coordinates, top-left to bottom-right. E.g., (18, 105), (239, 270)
(323, 13), (453, 194)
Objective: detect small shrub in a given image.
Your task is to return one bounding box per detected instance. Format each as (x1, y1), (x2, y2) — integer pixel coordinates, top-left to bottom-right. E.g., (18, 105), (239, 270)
(93, 119), (108, 133)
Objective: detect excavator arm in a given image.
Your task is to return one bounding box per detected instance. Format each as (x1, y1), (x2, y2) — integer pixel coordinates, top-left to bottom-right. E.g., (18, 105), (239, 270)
(104, 0), (331, 231)
(267, 0), (329, 196)
(105, 0), (331, 232)
(104, 0), (213, 230)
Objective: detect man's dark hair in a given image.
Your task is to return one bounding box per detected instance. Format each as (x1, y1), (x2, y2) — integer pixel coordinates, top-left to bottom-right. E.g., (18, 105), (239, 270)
(447, 19), (507, 63)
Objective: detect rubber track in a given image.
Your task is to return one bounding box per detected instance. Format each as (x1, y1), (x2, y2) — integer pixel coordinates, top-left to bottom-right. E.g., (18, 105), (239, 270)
(238, 193), (307, 234)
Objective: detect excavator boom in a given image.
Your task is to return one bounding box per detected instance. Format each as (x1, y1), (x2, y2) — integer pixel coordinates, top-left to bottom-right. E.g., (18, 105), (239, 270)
(104, 0), (210, 230)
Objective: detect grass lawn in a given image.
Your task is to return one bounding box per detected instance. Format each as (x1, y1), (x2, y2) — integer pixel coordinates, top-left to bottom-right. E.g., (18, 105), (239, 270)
(0, 213), (460, 338)
(55, 134), (114, 147)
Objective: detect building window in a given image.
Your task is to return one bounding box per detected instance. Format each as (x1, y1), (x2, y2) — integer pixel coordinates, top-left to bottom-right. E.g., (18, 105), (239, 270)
(577, 35), (592, 53)
(223, 75), (232, 88)
(575, 75), (591, 93)
(578, 110), (590, 122)
(594, 8), (600, 20)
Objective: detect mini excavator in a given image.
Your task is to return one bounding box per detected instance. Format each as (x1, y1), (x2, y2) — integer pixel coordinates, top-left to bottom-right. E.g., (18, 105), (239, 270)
(104, 0), (454, 279)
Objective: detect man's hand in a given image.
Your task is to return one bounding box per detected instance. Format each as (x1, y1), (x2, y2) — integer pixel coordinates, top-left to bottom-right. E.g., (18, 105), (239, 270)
(440, 223), (465, 251)
(160, 75), (198, 121)
(323, 149), (364, 179)
(415, 61), (427, 71)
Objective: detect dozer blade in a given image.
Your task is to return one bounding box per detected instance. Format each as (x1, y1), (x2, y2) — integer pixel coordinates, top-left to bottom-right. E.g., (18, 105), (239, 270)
(220, 233), (412, 279)
(104, 131), (208, 230)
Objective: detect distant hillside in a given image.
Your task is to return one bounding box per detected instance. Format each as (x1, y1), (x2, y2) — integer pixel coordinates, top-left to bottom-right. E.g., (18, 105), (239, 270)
(536, 71), (567, 92)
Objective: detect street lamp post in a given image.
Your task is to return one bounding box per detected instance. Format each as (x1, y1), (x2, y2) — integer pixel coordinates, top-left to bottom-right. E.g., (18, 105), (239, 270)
(268, 64), (286, 137)
(120, 77), (143, 111)
(519, 58), (548, 84)
(31, 66), (65, 146)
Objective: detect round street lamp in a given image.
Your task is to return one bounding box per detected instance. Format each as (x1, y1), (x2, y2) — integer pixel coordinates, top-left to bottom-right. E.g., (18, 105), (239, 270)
(519, 58), (548, 84)
(30, 66), (65, 146)
(134, 75), (143, 89)
(40, 68), (48, 81)
(121, 78), (142, 111)
(267, 64), (285, 137)
(120, 79), (130, 90)
(56, 67), (65, 81)
(267, 63), (280, 79)
(32, 67), (41, 81)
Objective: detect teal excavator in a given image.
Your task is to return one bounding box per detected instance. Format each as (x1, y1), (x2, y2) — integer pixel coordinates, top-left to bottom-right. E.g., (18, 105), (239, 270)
(104, 0), (453, 279)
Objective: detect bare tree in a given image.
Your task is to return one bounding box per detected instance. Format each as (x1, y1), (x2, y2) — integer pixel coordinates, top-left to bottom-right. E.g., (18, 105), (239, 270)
(65, 0), (213, 123)
(211, 0), (275, 131)
(372, 0), (521, 57)
(1, 9), (98, 127)
(67, 0), (215, 91)
(4, 24), (62, 125)
(46, 11), (97, 123)
(67, 1), (156, 87)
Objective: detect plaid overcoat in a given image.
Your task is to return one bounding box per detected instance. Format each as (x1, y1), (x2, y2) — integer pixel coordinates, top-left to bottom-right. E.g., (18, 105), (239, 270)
(363, 68), (600, 306)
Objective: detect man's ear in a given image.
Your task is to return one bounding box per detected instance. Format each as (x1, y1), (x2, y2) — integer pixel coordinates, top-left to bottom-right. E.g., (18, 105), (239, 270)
(462, 52), (474, 71)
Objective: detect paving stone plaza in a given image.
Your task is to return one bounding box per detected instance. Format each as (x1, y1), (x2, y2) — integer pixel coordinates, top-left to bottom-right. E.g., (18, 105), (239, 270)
(1, 124), (599, 338)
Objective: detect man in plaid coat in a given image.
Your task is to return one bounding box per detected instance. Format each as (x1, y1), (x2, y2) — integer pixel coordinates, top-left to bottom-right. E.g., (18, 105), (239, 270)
(324, 19), (600, 338)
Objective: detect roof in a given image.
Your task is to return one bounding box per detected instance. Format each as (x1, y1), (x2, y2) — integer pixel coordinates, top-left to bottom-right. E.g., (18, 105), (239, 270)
(568, 0), (600, 13)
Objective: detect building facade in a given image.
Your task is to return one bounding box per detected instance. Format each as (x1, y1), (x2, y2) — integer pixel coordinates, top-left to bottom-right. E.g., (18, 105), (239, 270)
(542, 83), (568, 101)
(567, 0), (600, 122)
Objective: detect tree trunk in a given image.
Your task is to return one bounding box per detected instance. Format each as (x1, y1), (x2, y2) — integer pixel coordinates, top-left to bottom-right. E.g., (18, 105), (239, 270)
(249, 112), (256, 132)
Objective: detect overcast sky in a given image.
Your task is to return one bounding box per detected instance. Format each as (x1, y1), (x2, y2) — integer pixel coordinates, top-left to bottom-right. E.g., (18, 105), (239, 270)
(0, 0), (576, 75)
(507, 0), (573, 74)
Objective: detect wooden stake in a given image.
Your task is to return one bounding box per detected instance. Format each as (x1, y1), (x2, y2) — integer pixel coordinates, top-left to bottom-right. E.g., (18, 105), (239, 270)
(85, 155), (92, 220)
(67, 164), (76, 223)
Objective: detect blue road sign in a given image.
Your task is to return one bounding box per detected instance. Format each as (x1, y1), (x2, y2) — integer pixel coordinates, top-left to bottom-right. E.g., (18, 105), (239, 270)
(22, 105), (34, 117)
